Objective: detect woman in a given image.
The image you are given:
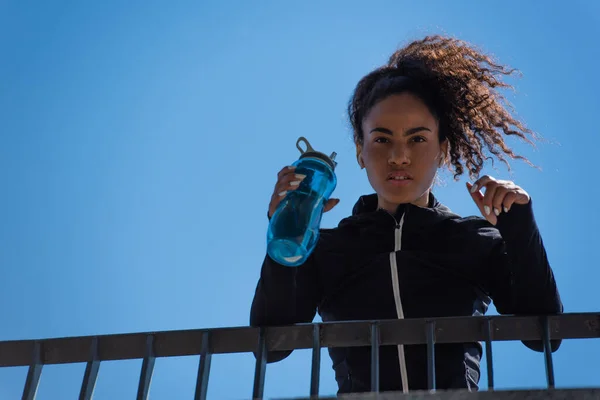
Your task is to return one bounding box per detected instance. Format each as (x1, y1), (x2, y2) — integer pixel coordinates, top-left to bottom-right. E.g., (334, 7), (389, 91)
(250, 35), (562, 394)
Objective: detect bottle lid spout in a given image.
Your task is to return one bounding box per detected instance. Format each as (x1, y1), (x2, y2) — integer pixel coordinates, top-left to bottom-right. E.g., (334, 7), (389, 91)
(296, 137), (315, 155)
(296, 137), (338, 170)
(330, 152), (338, 168)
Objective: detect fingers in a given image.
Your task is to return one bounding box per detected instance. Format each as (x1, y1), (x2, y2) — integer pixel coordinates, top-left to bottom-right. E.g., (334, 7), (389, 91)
(469, 175), (495, 195)
(276, 165), (295, 180)
(501, 192), (518, 213)
(274, 171), (306, 197)
(472, 175), (505, 216)
(482, 182), (500, 217)
(466, 182), (492, 223)
(490, 186), (511, 217)
(269, 165), (341, 218)
(467, 175), (531, 225)
(268, 166), (307, 218)
(274, 165), (306, 192)
(323, 198), (341, 213)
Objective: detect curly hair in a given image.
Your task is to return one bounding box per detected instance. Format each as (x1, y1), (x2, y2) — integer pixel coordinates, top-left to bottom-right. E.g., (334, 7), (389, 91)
(348, 35), (537, 180)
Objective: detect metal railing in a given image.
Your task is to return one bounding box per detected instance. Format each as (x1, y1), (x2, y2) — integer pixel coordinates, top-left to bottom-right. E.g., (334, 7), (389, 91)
(1, 312), (599, 400)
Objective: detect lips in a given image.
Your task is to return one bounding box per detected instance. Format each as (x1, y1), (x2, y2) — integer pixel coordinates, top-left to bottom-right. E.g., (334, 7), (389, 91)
(387, 171), (413, 181)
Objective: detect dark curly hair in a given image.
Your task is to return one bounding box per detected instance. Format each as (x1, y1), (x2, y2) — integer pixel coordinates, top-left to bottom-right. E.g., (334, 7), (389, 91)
(348, 35), (537, 180)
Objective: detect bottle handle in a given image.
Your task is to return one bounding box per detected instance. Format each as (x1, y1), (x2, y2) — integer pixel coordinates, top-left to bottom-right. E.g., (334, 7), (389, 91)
(296, 136), (315, 155)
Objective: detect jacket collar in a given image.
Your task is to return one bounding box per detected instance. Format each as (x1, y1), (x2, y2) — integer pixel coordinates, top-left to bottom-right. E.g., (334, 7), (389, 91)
(341, 192), (458, 229)
(351, 192), (442, 216)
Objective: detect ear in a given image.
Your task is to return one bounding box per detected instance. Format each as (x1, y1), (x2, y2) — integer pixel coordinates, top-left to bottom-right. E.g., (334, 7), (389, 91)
(439, 139), (449, 167)
(355, 143), (365, 169)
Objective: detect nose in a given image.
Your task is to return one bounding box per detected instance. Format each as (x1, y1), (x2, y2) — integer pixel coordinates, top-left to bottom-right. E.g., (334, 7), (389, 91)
(388, 143), (410, 165)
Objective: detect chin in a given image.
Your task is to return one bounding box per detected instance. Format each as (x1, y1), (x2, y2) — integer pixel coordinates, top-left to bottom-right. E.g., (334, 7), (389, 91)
(368, 177), (428, 207)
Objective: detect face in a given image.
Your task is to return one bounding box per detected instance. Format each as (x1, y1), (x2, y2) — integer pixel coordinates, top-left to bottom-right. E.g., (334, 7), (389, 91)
(356, 93), (447, 212)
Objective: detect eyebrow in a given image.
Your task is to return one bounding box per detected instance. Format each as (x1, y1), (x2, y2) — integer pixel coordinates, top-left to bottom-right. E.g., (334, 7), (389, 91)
(369, 126), (432, 136)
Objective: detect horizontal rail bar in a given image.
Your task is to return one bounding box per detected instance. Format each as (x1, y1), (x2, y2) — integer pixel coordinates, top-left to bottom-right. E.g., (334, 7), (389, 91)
(0, 312), (598, 367)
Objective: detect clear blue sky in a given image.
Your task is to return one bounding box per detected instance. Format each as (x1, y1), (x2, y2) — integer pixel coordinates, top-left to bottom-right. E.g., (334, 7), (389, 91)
(1, 1), (599, 398)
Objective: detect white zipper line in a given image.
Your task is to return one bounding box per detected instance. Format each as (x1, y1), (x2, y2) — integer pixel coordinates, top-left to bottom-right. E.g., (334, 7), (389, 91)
(389, 213), (409, 393)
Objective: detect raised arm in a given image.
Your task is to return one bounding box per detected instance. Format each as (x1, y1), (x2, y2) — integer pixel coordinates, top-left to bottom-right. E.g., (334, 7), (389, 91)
(467, 177), (563, 352)
(250, 164), (336, 362)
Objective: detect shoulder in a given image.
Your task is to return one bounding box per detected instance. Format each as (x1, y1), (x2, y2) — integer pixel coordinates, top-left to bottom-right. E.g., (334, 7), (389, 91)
(317, 226), (340, 238)
(316, 226), (346, 249)
(448, 214), (498, 233)
(313, 217), (373, 256)
(441, 214), (504, 251)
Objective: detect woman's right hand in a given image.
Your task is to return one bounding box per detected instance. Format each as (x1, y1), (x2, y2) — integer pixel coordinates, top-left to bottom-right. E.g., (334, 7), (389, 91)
(268, 166), (340, 219)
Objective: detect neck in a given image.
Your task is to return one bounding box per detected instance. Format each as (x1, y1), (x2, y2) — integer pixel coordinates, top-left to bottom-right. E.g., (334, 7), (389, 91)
(377, 191), (431, 213)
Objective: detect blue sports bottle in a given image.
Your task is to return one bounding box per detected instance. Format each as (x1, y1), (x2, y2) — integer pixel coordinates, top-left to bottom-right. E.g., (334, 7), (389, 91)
(267, 137), (338, 267)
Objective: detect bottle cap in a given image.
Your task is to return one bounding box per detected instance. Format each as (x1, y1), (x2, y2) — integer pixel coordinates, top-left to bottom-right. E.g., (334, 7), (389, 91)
(296, 137), (337, 170)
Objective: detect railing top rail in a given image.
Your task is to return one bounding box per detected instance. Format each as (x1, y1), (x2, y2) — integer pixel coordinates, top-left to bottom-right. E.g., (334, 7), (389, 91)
(1, 312), (598, 367)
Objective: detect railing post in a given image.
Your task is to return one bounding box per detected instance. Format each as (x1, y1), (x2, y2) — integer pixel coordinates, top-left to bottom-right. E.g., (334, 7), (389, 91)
(426, 321), (436, 391)
(22, 341), (43, 400)
(79, 337), (100, 400)
(252, 328), (267, 400)
(194, 331), (212, 400)
(484, 318), (495, 390)
(370, 322), (380, 393)
(136, 334), (156, 400)
(310, 324), (321, 399)
(542, 316), (555, 389)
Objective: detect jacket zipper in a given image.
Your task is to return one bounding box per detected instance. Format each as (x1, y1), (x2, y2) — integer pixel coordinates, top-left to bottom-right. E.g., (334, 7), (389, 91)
(384, 209), (410, 393)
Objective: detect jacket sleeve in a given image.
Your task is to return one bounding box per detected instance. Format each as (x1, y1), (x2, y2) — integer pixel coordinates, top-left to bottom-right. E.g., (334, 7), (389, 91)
(484, 200), (563, 352)
(250, 252), (321, 363)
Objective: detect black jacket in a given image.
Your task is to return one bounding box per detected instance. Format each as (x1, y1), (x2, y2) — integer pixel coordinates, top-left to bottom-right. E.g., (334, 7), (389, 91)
(250, 193), (562, 394)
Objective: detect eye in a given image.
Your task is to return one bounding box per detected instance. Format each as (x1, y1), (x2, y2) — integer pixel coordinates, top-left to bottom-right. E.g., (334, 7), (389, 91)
(374, 136), (390, 144)
(411, 136), (427, 143)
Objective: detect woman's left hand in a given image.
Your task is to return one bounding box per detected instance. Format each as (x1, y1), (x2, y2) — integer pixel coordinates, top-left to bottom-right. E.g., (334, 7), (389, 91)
(466, 175), (531, 226)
